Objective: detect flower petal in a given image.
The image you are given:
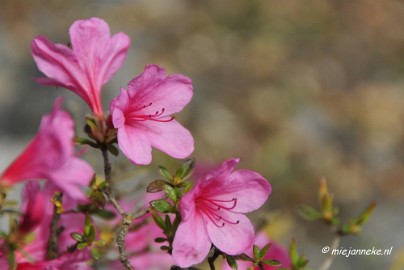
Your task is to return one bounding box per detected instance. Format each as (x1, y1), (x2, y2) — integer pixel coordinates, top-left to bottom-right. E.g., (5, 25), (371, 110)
(31, 36), (89, 103)
(127, 64), (193, 115)
(117, 126), (152, 165)
(207, 213), (254, 255)
(47, 157), (94, 202)
(210, 169), (271, 213)
(199, 158), (239, 187)
(110, 88), (130, 129)
(69, 18), (130, 88)
(172, 213), (211, 267)
(139, 119), (194, 160)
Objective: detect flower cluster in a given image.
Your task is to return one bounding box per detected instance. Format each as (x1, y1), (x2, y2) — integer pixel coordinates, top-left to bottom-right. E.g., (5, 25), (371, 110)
(0, 17), (281, 270)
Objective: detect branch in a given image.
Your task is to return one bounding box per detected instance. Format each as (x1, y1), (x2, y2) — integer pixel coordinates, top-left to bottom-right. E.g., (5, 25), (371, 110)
(46, 192), (63, 260)
(100, 145), (134, 270)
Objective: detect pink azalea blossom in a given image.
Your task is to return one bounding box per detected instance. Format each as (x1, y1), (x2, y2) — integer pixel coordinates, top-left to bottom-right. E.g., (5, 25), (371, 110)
(0, 182), (92, 269)
(172, 158), (271, 267)
(222, 232), (291, 270)
(0, 98), (94, 201)
(31, 17), (130, 116)
(110, 64), (194, 165)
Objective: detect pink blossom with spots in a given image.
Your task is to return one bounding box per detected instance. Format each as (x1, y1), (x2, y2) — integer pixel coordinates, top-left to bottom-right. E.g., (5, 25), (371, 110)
(172, 158), (271, 267)
(31, 17), (130, 117)
(110, 64), (194, 165)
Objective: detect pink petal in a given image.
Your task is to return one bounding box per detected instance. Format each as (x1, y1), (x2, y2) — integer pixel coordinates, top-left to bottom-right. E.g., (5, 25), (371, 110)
(199, 158), (239, 186)
(172, 213), (211, 267)
(127, 64), (193, 115)
(69, 18), (130, 88)
(138, 119), (194, 160)
(18, 182), (45, 233)
(47, 157), (93, 202)
(117, 126), (152, 165)
(31, 36), (90, 104)
(206, 213), (254, 255)
(110, 88), (130, 128)
(209, 169), (271, 213)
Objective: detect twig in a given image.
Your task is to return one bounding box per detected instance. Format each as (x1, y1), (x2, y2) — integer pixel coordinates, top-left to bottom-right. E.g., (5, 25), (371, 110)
(46, 192), (62, 260)
(318, 234), (341, 270)
(100, 145), (134, 270)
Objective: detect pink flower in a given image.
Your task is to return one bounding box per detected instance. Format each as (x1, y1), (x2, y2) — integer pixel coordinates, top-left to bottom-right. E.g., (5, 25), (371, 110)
(0, 182), (92, 269)
(172, 159), (271, 267)
(31, 17), (130, 117)
(222, 232), (291, 270)
(110, 64), (194, 165)
(0, 98), (94, 201)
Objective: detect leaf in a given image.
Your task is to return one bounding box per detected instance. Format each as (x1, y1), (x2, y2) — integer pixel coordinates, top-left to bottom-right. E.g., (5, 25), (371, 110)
(70, 232), (84, 242)
(155, 237), (167, 243)
(253, 245), (260, 260)
(147, 179), (169, 193)
(259, 243), (272, 260)
(88, 226), (96, 243)
(163, 184), (178, 202)
(84, 215), (91, 236)
(93, 209), (116, 220)
(89, 190), (106, 209)
(298, 205), (322, 221)
(152, 212), (166, 230)
(262, 259), (280, 266)
(107, 144), (119, 156)
(77, 242), (88, 250)
(158, 166), (173, 181)
(175, 158), (195, 181)
(150, 199), (176, 213)
(90, 247), (100, 260)
(226, 256), (238, 270)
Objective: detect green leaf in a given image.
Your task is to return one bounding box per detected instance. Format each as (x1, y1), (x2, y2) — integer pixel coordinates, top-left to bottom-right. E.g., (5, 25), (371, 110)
(70, 232), (84, 242)
(226, 256), (238, 270)
(74, 136), (98, 148)
(77, 242), (88, 250)
(165, 215), (172, 235)
(155, 237), (167, 243)
(90, 247), (100, 260)
(107, 144), (119, 156)
(88, 226), (96, 243)
(89, 190), (106, 209)
(150, 199), (176, 213)
(259, 243), (272, 260)
(262, 259), (280, 266)
(152, 212), (166, 230)
(289, 239), (299, 265)
(158, 166), (173, 181)
(160, 245), (170, 251)
(175, 158), (195, 181)
(147, 179), (169, 193)
(163, 184), (178, 202)
(84, 215), (91, 236)
(253, 245), (260, 260)
(93, 209), (116, 220)
(298, 205), (322, 221)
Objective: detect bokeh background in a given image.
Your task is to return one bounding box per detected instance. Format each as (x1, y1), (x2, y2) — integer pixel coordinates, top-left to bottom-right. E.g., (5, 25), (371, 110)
(1, 1), (403, 269)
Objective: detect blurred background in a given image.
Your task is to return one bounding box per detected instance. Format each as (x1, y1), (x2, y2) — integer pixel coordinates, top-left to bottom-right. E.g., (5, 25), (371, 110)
(0, 0), (403, 269)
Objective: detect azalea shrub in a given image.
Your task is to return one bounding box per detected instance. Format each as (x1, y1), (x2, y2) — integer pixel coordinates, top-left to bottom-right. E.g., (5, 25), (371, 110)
(0, 17), (374, 270)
